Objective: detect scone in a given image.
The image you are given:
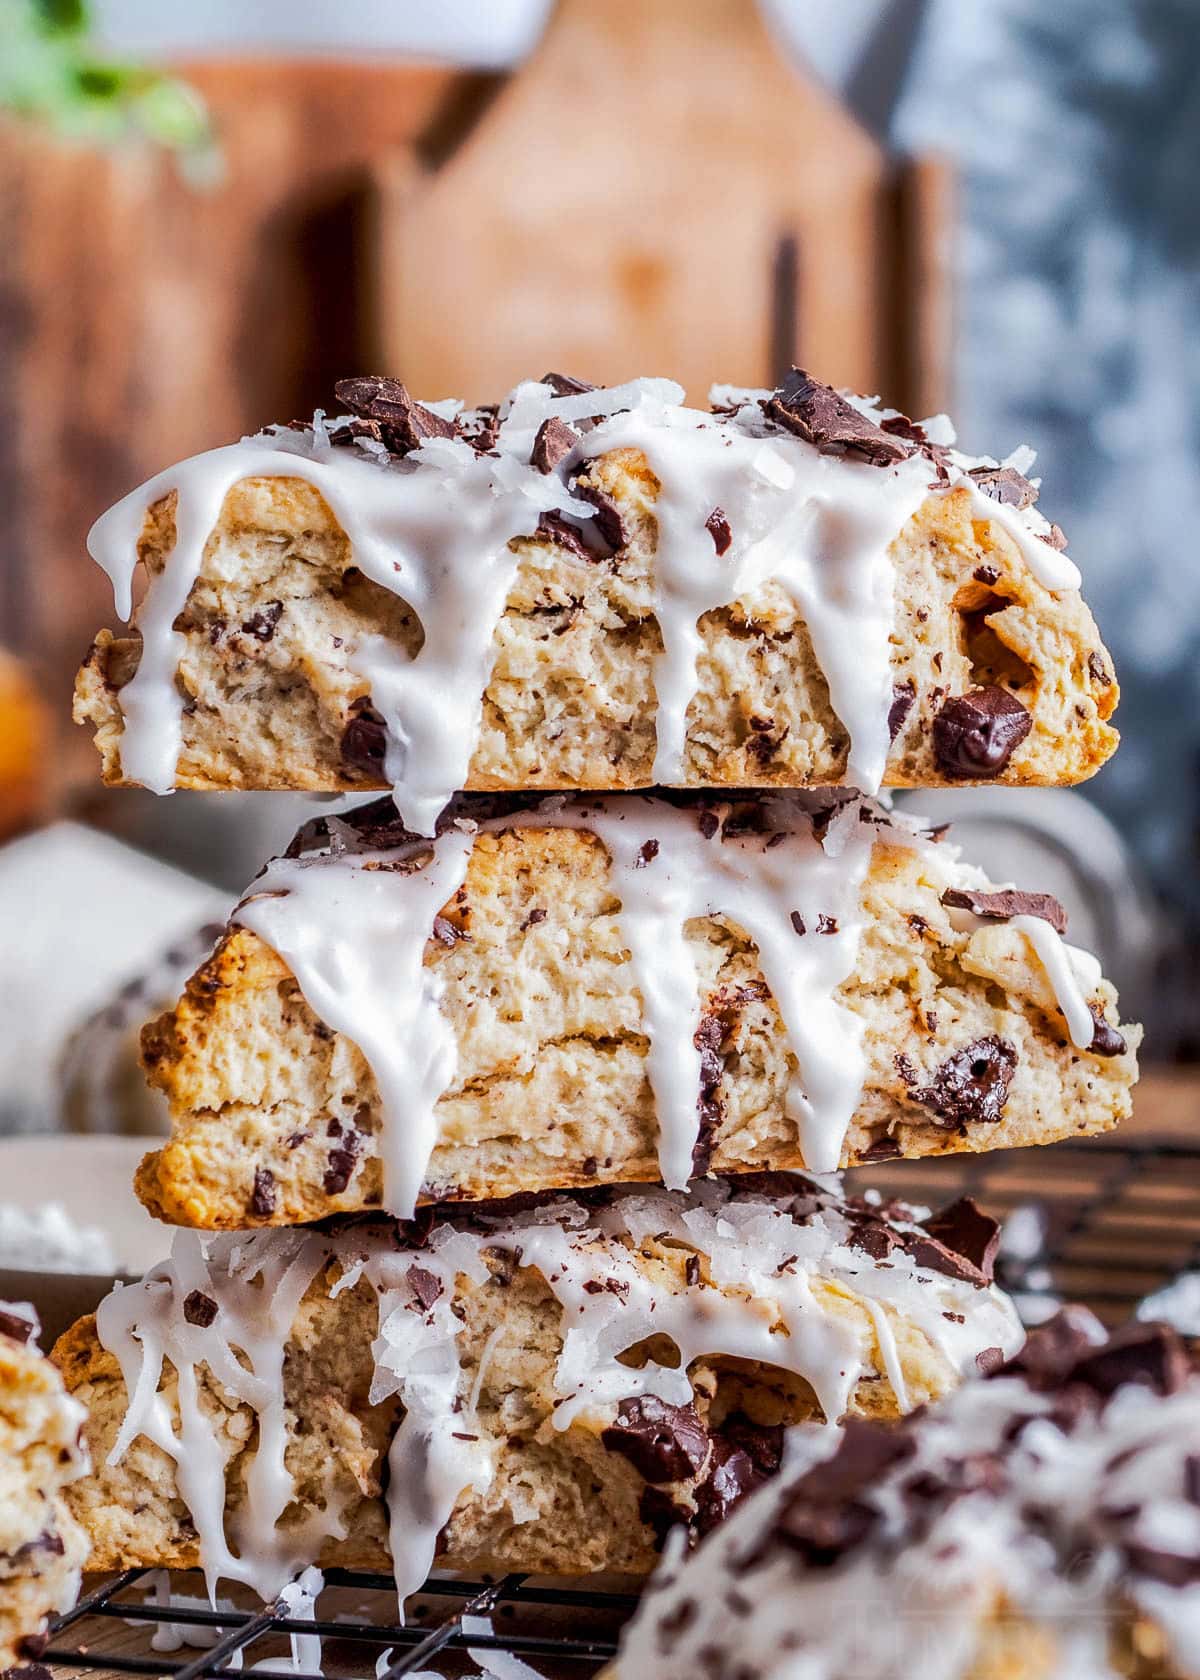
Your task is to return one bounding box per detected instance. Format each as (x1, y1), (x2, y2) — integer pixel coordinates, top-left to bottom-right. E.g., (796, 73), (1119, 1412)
(74, 371), (1117, 831)
(54, 1176), (1022, 1607)
(0, 1305), (89, 1666)
(135, 791), (1138, 1227)
(606, 1312), (1200, 1680)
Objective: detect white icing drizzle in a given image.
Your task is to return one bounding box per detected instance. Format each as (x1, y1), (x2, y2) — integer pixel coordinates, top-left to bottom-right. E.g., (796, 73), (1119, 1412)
(87, 379), (1081, 822)
(234, 829), (475, 1219)
(615, 1342), (1200, 1680)
(231, 795), (1117, 1216)
(93, 1183), (1023, 1620)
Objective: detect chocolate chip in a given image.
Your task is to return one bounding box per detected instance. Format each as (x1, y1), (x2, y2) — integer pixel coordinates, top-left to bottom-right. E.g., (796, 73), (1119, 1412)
(1042, 523), (1069, 551)
(761, 369), (912, 467)
(816, 915), (838, 935)
(994, 1307), (1104, 1390)
(535, 509), (592, 561)
(341, 699), (387, 774)
(432, 914), (469, 946)
(1088, 650), (1112, 687)
(286, 1131), (309, 1149)
(183, 1290), (218, 1328)
(461, 404), (500, 454)
(601, 1395), (710, 1483)
(250, 1167), (277, 1218)
(531, 416), (578, 473)
(910, 1037), (1018, 1128)
(581, 1156), (598, 1178)
(239, 601), (284, 643)
(0, 1310), (34, 1345)
(967, 465), (1038, 509)
(693, 1013), (725, 1175)
(685, 1255), (701, 1288)
(583, 1277), (630, 1300)
(575, 479), (627, 550)
(888, 680), (915, 740)
(693, 1415), (784, 1537)
(521, 907), (548, 930)
(940, 887), (1067, 936)
(328, 415), (384, 448)
(334, 376), (456, 454)
(636, 839), (660, 867)
(407, 1265), (443, 1312)
(541, 371), (596, 397)
(324, 1127), (362, 1195)
(846, 1215), (903, 1262)
(705, 507), (732, 555)
(1068, 1322), (1191, 1401)
(973, 564), (1000, 585)
(880, 413), (927, 443)
(1088, 1008), (1127, 1058)
(932, 687), (1032, 778)
(698, 810), (720, 840)
(773, 1419), (915, 1565)
(917, 1198), (1000, 1283)
(860, 1134), (903, 1163)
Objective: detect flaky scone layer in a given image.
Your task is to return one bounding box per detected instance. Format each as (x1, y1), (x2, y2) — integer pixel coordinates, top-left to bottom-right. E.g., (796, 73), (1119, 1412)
(54, 1182), (1022, 1587)
(75, 460), (1117, 794)
(136, 809), (1138, 1231)
(0, 1316), (90, 1665)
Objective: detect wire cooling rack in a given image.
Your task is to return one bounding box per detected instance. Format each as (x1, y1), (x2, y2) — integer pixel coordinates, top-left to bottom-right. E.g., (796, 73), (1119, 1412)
(38, 1135), (1200, 1680)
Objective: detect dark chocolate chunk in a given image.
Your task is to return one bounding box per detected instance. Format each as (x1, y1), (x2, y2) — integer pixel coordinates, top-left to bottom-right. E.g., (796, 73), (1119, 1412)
(760, 369), (912, 467)
(601, 1395), (710, 1484)
(697, 810), (720, 840)
(0, 1309), (34, 1345)
(639, 1483), (689, 1548)
(461, 404), (500, 454)
(407, 1265), (444, 1312)
(888, 680), (915, 740)
(431, 914), (469, 946)
(693, 1013), (725, 1175)
(541, 371), (596, 397)
(693, 1415), (784, 1537)
(940, 886), (1067, 935)
(973, 564), (1000, 585)
(880, 413), (927, 444)
(1042, 523), (1069, 551)
(685, 1254), (701, 1288)
(1088, 650), (1112, 687)
(1123, 1544), (1200, 1588)
(531, 416), (578, 474)
(967, 465), (1038, 509)
(328, 415), (384, 448)
(250, 1166), (277, 1218)
(773, 1419), (914, 1565)
(535, 509), (592, 562)
(846, 1215), (903, 1262)
(575, 479), (627, 550)
(1068, 1321), (1191, 1401)
(521, 906), (548, 930)
(1088, 1007), (1127, 1058)
(240, 601), (284, 642)
(975, 1346), (1005, 1375)
(932, 687), (1032, 778)
(917, 1197), (1000, 1282)
(860, 1133), (903, 1162)
(815, 915), (838, 935)
(183, 1290), (218, 1328)
(789, 911), (806, 936)
(910, 1036), (1018, 1128)
(333, 376), (456, 454)
(993, 1307), (1105, 1390)
(583, 1277), (630, 1300)
(636, 839), (660, 868)
(324, 1127), (362, 1195)
(705, 507), (732, 555)
(341, 699), (388, 774)
(1184, 1455), (1200, 1506)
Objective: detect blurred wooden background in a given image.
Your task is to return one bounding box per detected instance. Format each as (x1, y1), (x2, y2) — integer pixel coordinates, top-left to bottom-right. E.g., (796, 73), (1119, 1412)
(0, 0), (950, 814)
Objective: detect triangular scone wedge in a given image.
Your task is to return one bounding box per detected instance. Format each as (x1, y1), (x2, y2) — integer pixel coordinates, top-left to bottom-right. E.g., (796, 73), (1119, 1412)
(55, 1178), (1022, 1600)
(135, 792), (1138, 1230)
(0, 1306), (89, 1665)
(75, 373), (1116, 819)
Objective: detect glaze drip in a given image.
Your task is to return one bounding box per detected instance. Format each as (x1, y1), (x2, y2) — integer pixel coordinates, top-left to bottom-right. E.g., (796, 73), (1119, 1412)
(92, 1181), (1024, 1618)
(87, 379), (1082, 824)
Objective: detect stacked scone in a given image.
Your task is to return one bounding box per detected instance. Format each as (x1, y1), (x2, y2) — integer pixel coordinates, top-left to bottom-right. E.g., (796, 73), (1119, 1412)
(56, 370), (1138, 1613)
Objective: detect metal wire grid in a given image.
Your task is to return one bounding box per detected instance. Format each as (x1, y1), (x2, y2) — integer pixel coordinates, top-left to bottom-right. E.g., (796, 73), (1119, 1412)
(39, 1135), (1200, 1679)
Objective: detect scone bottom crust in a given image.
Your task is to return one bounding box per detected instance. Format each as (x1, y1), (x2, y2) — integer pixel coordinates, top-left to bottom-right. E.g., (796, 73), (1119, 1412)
(75, 370), (1117, 821)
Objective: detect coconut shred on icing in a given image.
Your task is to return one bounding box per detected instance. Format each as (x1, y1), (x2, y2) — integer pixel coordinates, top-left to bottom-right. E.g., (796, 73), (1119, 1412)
(92, 1181), (1024, 1617)
(87, 377), (1080, 826)
(232, 794), (1112, 1220)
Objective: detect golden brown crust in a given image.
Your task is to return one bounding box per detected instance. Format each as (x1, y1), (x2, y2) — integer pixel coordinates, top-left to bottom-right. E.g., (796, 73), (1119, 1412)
(74, 458), (1118, 793)
(134, 823), (1138, 1229)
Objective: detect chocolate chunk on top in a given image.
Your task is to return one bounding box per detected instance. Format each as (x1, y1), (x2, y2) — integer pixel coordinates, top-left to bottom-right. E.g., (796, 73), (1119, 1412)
(918, 1197), (1001, 1282)
(932, 686), (1032, 778)
(601, 1395), (710, 1483)
(761, 369), (913, 467)
(941, 887), (1068, 936)
(541, 371), (597, 397)
(0, 1308), (34, 1345)
(531, 416), (579, 474)
(407, 1265), (443, 1312)
(908, 1036), (1018, 1128)
(333, 376), (456, 455)
(705, 507), (732, 555)
(967, 465), (1038, 509)
(183, 1290), (218, 1328)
